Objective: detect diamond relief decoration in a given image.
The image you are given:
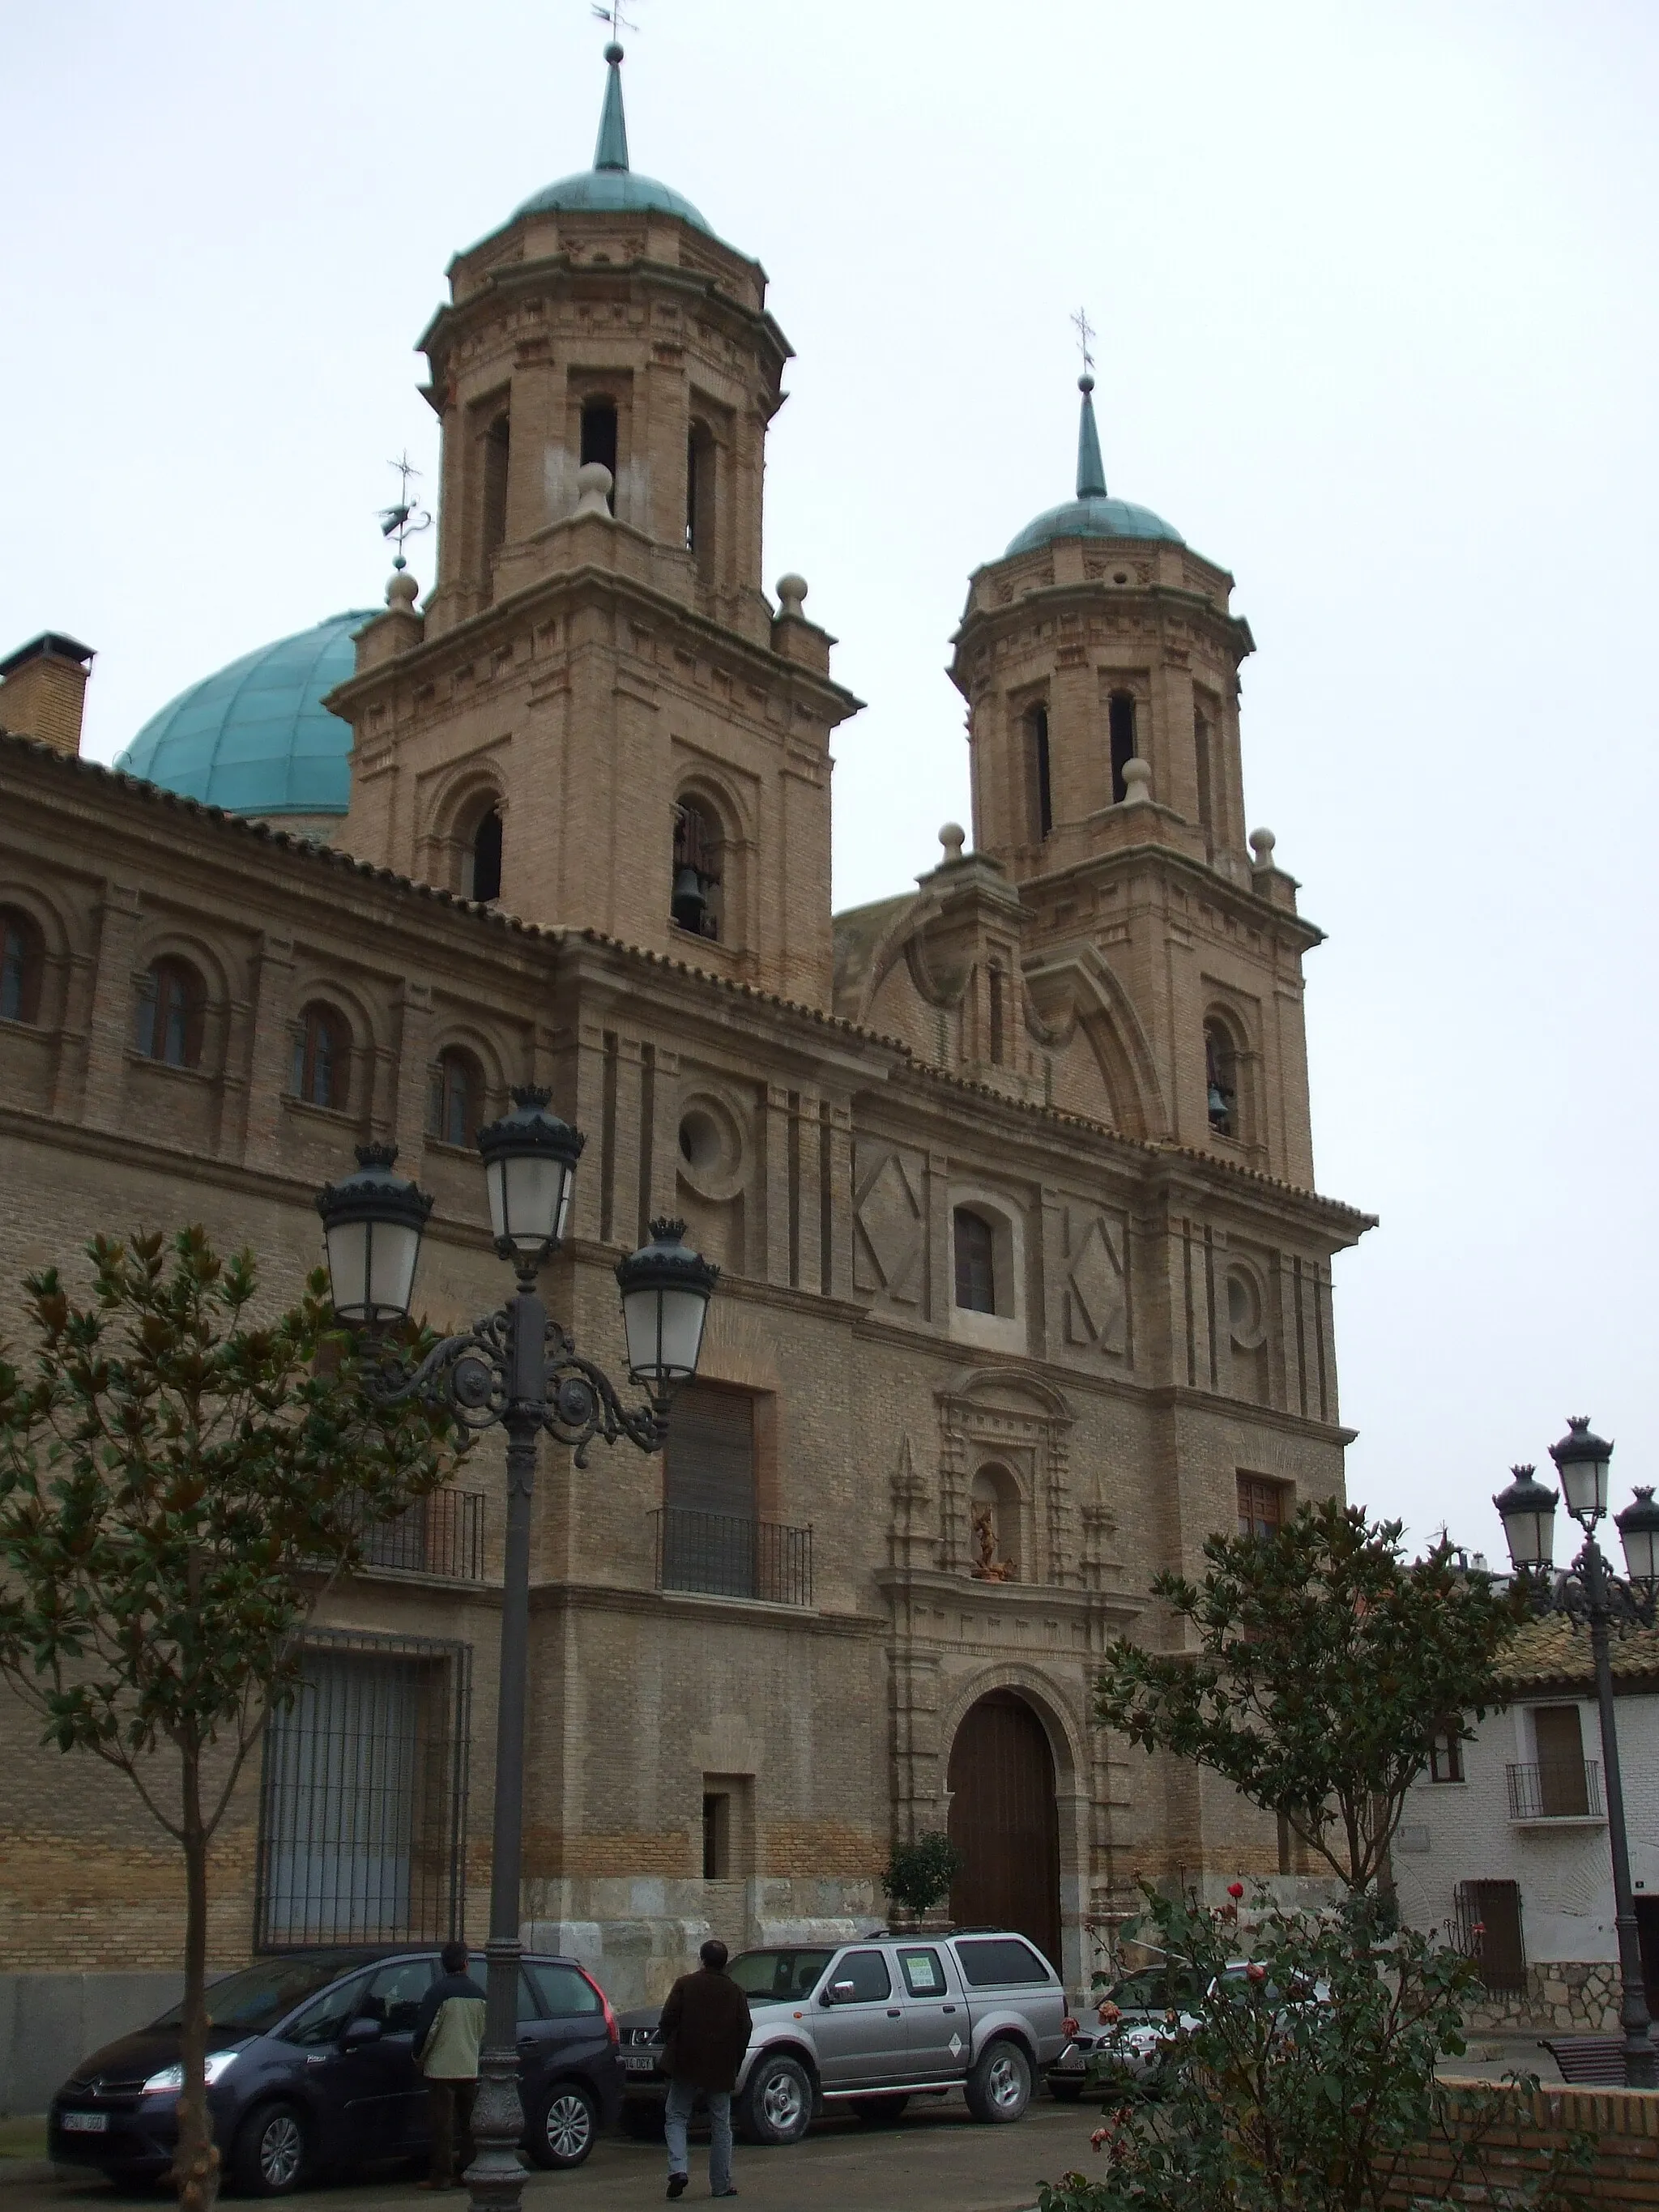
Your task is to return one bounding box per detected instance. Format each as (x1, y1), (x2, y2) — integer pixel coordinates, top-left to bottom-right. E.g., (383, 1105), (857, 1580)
(853, 1146), (924, 1302)
(1065, 1208), (1128, 1355)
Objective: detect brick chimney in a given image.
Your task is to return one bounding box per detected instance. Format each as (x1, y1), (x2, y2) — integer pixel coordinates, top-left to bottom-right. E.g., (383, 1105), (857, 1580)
(0, 632), (96, 756)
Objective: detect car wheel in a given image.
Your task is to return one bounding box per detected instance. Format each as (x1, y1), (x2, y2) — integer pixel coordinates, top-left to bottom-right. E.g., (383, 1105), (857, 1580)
(525, 2079), (598, 2169)
(736, 2053), (813, 2146)
(232, 2100), (309, 2197)
(853, 2093), (910, 2124)
(1048, 2078), (1085, 2103)
(965, 2038), (1032, 2125)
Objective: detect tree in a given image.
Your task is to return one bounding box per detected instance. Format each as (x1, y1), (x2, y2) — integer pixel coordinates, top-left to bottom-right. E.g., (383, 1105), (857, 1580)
(0, 1229), (456, 2211)
(1038, 1885), (1592, 2212)
(883, 1831), (966, 1919)
(1094, 1498), (1524, 1890)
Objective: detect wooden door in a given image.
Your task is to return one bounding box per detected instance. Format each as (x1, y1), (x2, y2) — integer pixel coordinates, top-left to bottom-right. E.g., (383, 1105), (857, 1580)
(947, 1691), (1061, 1970)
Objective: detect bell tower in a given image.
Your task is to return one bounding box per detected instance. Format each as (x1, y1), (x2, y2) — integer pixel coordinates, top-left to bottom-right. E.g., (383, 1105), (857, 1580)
(331, 45), (859, 1007)
(949, 376), (1323, 1186)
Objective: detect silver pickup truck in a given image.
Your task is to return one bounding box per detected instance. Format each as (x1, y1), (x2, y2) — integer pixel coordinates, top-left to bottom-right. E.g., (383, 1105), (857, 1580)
(617, 1931), (1068, 2145)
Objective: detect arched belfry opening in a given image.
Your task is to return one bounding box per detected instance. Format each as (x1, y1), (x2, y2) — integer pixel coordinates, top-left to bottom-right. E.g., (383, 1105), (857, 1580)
(581, 399), (619, 512)
(469, 806), (503, 904)
(946, 1690), (1060, 1969)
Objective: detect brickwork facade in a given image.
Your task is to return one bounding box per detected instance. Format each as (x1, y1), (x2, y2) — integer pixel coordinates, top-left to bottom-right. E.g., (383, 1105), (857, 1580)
(0, 45), (1369, 2081)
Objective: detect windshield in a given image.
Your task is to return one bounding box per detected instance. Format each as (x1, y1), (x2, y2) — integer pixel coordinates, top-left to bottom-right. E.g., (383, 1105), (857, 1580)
(727, 1950), (834, 2001)
(151, 1954), (381, 2037)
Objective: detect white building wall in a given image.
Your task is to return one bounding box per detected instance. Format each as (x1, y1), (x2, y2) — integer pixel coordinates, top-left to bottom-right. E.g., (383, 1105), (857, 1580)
(1393, 1687), (1659, 2030)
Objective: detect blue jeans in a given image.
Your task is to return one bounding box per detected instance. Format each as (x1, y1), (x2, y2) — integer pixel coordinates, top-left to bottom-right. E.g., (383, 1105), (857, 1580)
(664, 2077), (732, 2193)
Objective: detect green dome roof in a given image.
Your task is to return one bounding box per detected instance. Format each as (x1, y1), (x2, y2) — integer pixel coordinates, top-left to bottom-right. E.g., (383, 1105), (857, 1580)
(514, 168), (710, 232)
(1004, 374), (1183, 560)
(1006, 494), (1183, 556)
(510, 45), (715, 241)
(114, 611), (373, 817)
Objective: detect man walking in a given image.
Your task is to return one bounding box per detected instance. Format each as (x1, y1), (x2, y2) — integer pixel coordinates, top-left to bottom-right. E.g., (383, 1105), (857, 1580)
(659, 1937), (753, 2201)
(412, 1939), (487, 2190)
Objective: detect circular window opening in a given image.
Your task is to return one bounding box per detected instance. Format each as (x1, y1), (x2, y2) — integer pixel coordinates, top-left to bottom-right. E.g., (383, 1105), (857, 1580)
(679, 1109), (722, 1172)
(1112, 569), (1129, 585)
(1226, 1271), (1260, 1338)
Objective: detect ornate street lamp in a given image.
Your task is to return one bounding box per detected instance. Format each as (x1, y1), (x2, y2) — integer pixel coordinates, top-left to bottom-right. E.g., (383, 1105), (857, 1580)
(316, 1091), (717, 2211)
(1492, 1418), (1657, 2089)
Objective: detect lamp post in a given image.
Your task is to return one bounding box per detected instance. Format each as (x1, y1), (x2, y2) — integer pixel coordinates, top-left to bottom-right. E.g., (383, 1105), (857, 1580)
(1492, 1418), (1659, 2090)
(316, 1091), (717, 2211)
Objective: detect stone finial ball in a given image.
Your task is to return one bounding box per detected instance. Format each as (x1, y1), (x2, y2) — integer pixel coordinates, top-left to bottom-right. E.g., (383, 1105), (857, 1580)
(1121, 757), (1152, 800)
(574, 462), (615, 518)
(939, 822), (966, 859)
(1250, 826), (1277, 866)
(387, 570), (420, 612)
(775, 573), (808, 618)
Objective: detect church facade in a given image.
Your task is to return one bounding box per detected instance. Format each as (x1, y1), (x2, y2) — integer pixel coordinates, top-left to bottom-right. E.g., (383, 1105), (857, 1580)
(0, 45), (1369, 2086)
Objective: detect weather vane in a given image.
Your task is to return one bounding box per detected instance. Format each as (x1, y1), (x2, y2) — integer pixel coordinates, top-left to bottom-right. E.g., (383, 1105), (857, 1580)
(1071, 305), (1097, 378)
(591, 0), (638, 36)
(379, 453), (432, 572)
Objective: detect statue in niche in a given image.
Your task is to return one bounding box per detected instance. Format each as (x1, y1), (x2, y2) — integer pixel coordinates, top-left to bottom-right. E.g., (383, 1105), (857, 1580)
(970, 1502), (1016, 1583)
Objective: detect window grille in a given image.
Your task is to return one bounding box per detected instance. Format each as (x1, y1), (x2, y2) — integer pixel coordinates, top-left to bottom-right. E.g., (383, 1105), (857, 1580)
(357, 1488), (485, 1581)
(953, 1209), (997, 1313)
(1452, 1879), (1527, 1992)
(254, 1628), (471, 1953)
(654, 1509), (812, 1606)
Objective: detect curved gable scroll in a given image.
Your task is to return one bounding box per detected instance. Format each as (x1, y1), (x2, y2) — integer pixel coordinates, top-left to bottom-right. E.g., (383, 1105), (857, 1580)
(1024, 945), (1167, 1140)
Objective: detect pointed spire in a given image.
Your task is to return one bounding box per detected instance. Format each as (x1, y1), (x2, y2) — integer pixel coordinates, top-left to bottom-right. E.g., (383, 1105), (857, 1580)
(594, 42), (629, 172)
(1076, 373), (1107, 499)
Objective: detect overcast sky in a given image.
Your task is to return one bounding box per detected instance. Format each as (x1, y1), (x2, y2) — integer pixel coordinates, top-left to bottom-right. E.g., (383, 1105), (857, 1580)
(5, 0), (1657, 1560)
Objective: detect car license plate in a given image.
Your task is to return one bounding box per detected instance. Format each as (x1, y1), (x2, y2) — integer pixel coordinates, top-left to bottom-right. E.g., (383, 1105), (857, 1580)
(62, 2112), (109, 2133)
(623, 2053), (657, 2073)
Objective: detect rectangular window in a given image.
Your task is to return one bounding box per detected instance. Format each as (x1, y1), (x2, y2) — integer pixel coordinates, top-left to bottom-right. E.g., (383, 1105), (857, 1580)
(953, 1937), (1052, 1988)
(1030, 705), (1052, 839)
(254, 1631), (470, 1952)
(1427, 1721), (1465, 1784)
(953, 1208), (997, 1313)
(702, 1792), (730, 1880)
(1533, 1706), (1589, 1815)
(662, 1386), (759, 1597)
(1108, 691), (1137, 805)
(898, 1947), (946, 1997)
(1237, 1473), (1290, 1541)
(1454, 1879), (1526, 1993)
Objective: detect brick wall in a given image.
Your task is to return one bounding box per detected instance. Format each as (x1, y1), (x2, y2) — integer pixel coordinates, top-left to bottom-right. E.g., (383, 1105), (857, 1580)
(1391, 2079), (1659, 2210)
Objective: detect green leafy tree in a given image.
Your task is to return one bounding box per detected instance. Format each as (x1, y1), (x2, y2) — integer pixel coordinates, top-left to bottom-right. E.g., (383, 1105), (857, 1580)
(0, 1229), (456, 2211)
(883, 1831), (965, 1918)
(1038, 1886), (1591, 2212)
(1094, 1499), (1525, 1890)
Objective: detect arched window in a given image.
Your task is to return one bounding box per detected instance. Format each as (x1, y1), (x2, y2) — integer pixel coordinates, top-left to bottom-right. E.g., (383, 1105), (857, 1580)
(671, 799), (722, 940)
(468, 807), (503, 904)
(1108, 690), (1137, 805)
(1205, 1017), (1239, 1138)
(0, 906), (44, 1025)
(580, 399), (618, 512)
(427, 1048), (483, 1149)
(1028, 705), (1052, 841)
(480, 411), (510, 585)
(953, 1208), (997, 1314)
(291, 1003), (352, 1112)
(686, 420), (716, 575)
(134, 957), (205, 1068)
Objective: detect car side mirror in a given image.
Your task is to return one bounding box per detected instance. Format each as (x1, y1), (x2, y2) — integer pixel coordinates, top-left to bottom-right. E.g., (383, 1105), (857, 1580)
(342, 2014), (383, 2046)
(822, 1980), (857, 2007)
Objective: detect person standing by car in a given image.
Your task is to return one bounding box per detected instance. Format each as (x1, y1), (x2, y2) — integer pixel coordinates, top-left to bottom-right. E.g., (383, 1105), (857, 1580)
(413, 1941), (487, 2190)
(659, 1938), (752, 2201)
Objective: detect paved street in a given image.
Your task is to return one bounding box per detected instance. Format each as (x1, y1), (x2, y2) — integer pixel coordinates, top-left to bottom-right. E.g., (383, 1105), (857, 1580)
(2, 2095), (1095, 2211)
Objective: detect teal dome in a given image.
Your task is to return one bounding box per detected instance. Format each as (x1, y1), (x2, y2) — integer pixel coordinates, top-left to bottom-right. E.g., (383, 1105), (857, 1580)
(1005, 494), (1184, 557)
(514, 168), (710, 233)
(115, 611), (373, 817)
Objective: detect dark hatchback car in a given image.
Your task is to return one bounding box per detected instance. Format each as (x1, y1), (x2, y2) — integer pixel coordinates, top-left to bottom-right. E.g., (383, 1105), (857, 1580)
(48, 1947), (623, 2195)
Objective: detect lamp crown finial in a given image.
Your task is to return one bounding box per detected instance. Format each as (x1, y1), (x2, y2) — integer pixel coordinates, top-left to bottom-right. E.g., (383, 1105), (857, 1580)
(355, 1142), (399, 1170)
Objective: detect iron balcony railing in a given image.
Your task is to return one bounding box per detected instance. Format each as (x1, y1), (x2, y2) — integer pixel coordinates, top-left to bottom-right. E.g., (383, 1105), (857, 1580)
(355, 1488), (486, 1582)
(653, 1507), (812, 1607)
(1506, 1759), (1603, 1821)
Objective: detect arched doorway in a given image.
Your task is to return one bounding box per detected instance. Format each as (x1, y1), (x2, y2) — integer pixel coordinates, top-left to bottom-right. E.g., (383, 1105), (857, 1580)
(946, 1690), (1061, 1969)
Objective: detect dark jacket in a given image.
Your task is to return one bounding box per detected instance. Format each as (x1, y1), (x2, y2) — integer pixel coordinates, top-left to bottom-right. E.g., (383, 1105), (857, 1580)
(413, 1969), (488, 2080)
(659, 1966), (753, 2093)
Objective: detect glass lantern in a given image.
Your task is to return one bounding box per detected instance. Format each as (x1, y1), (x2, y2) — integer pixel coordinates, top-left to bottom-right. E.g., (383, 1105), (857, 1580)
(1615, 1487), (1659, 1590)
(615, 1217), (719, 1396)
(1550, 1416), (1614, 1527)
(476, 1087), (586, 1261)
(1492, 1464), (1559, 1575)
(315, 1144), (433, 1324)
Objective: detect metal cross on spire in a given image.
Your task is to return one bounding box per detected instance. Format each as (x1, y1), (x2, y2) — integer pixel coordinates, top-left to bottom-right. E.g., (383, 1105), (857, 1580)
(1071, 306), (1097, 379)
(591, 0), (638, 37)
(379, 453), (432, 572)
